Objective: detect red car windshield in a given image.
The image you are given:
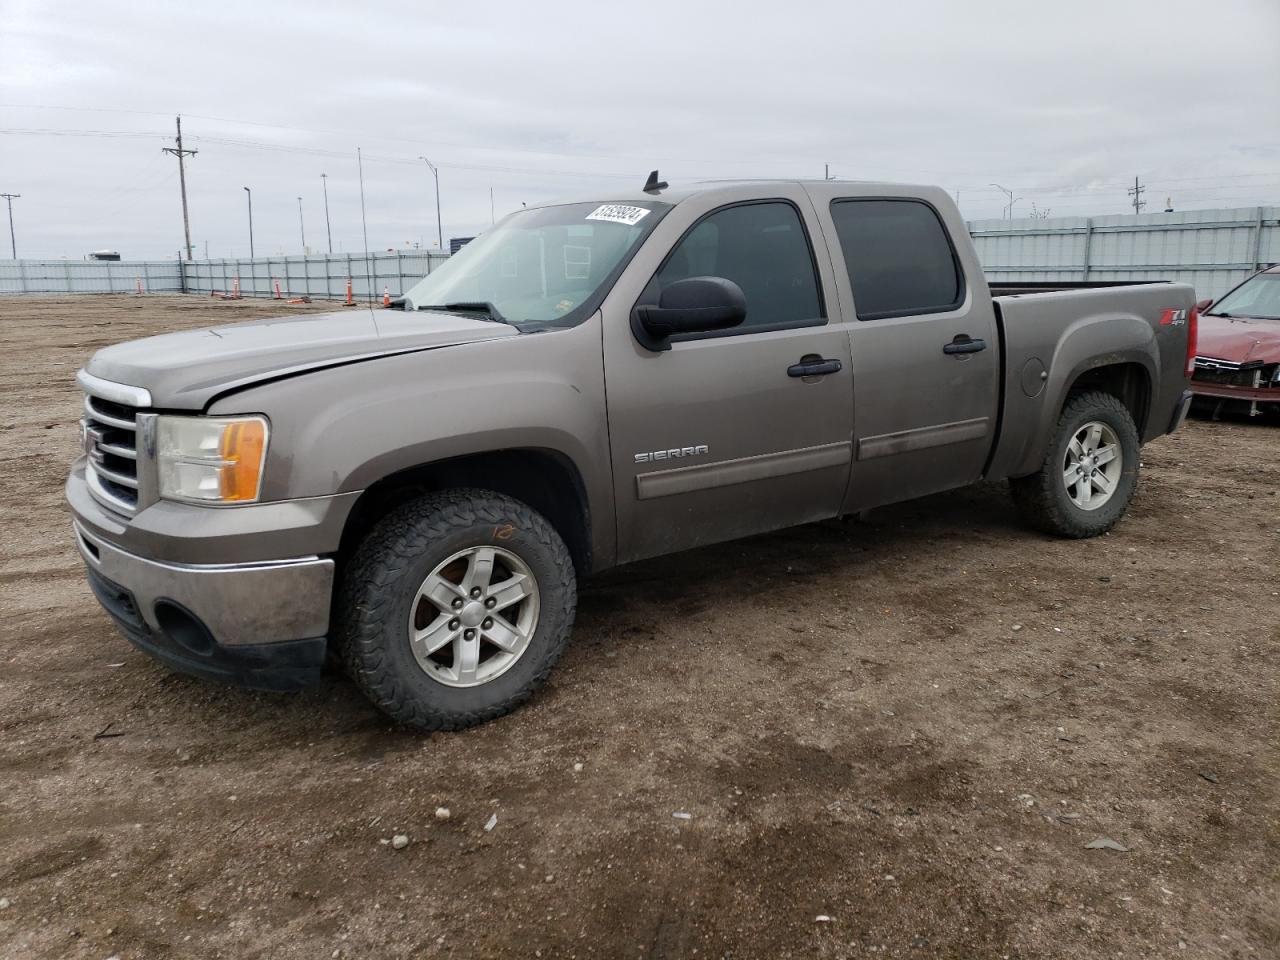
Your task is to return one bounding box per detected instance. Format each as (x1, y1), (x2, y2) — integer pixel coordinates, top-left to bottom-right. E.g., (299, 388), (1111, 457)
(1210, 273), (1280, 320)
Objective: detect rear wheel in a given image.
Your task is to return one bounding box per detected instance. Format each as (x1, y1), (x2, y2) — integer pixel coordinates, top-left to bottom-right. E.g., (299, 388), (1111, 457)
(1011, 390), (1140, 538)
(338, 489), (576, 730)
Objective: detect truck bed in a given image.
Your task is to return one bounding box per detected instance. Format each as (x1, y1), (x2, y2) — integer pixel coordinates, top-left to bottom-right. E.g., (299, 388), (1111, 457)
(989, 280), (1168, 297)
(983, 280), (1195, 482)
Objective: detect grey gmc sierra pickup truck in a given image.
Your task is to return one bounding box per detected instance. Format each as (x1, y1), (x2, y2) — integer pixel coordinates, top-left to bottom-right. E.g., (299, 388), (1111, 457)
(68, 178), (1198, 729)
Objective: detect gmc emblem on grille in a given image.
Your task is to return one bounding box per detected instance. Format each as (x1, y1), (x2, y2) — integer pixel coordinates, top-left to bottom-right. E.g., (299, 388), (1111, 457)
(80, 421), (105, 461)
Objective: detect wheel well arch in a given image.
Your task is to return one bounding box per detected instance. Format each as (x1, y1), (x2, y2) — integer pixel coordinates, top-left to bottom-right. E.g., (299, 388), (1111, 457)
(1063, 361), (1152, 436)
(336, 448), (593, 576)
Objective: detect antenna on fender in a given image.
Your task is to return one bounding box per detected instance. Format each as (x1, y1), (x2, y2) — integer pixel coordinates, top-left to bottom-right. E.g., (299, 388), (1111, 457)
(643, 170), (668, 194)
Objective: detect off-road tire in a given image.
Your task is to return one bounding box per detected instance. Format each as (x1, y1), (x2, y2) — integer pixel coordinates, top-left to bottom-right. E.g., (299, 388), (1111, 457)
(1010, 390), (1140, 538)
(338, 489), (576, 730)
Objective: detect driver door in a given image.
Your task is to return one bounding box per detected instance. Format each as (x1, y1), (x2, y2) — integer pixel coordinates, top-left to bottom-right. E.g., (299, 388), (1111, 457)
(600, 186), (854, 564)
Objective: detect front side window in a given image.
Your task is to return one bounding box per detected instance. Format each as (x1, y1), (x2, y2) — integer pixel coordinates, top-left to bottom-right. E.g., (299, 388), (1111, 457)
(402, 201), (668, 329)
(651, 201), (823, 333)
(1210, 273), (1280, 319)
(830, 199), (964, 320)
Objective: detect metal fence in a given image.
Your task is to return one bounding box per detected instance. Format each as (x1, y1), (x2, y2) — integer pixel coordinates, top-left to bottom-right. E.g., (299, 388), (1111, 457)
(3, 206), (1277, 300)
(180, 251), (451, 300)
(969, 205), (1278, 300)
(0, 258), (185, 294)
(0, 250), (450, 298)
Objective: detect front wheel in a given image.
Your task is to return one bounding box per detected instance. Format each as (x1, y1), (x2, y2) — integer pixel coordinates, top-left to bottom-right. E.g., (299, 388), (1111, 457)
(338, 489), (577, 730)
(1010, 390), (1141, 538)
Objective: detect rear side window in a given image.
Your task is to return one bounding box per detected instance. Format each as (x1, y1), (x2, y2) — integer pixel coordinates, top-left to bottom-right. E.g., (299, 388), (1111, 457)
(830, 199), (964, 320)
(653, 201), (823, 333)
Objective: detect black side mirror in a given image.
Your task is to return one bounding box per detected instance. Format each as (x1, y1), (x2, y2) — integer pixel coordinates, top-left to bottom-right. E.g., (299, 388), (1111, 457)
(633, 276), (746, 351)
(1195, 298), (1213, 313)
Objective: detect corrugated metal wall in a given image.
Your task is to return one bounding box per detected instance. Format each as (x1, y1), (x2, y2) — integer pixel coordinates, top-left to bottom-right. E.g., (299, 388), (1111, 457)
(0, 259), (184, 294)
(969, 205), (1278, 299)
(180, 251), (451, 299)
(3, 206), (1276, 300)
(0, 251), (450, 297)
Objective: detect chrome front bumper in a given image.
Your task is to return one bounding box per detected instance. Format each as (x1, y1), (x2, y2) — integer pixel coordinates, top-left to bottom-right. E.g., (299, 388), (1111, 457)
(75, 522), (334, 648)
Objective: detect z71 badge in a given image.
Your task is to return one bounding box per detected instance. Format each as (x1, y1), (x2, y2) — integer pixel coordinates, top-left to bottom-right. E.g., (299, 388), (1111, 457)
(634, 444), (709, 464)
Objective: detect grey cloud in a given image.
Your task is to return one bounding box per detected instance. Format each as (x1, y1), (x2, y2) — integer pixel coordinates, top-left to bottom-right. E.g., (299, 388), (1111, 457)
(2, 0), (1277, 259)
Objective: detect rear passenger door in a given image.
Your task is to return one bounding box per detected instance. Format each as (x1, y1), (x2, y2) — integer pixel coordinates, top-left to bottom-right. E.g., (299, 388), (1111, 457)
(810, 190), (1001, 511)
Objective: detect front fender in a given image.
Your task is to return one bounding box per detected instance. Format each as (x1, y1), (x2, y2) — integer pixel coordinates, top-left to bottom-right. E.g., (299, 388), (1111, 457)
(210, 315), (614, 565)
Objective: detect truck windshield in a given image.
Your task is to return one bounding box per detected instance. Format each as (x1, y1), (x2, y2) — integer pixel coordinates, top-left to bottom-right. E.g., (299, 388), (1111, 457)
(1210, 273), (1280, 320)
(402, 201), (669, 329)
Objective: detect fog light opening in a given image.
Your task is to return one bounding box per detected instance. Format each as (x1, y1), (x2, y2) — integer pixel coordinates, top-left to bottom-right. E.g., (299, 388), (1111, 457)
(154, 600), (216, 657)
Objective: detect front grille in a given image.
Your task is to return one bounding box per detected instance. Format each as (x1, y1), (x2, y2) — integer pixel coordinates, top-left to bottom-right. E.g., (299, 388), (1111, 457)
(1192, 357), (1277, 390)
(81, 391), (141, 515)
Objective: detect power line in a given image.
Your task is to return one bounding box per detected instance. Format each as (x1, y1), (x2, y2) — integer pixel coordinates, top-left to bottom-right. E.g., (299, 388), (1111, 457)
(0, 127), (166, 140)
(4, 107), (1280, 192)
(3, 125), (1278, 200)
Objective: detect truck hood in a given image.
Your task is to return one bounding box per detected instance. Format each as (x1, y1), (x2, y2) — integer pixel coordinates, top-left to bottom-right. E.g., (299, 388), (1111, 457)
(84, 307), (520, 409)
(1197, 314), (1280, 365)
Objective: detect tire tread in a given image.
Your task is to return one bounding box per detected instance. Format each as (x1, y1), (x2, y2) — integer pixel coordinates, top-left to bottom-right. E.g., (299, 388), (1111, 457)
(337, 488), (576, 730)
(1010, 390), (1139, 539)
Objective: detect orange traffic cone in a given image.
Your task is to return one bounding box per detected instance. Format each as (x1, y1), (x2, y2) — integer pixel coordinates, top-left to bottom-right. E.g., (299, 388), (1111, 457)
(382, 286), (390, 307)
(345, 278), (354, 306)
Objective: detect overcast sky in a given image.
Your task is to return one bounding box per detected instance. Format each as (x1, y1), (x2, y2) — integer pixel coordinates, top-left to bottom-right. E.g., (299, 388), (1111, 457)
(2, 0), (1278, 260)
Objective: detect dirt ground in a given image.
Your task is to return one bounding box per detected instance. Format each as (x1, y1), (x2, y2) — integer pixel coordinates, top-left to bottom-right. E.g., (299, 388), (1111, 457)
(0, 294), (1276, 960)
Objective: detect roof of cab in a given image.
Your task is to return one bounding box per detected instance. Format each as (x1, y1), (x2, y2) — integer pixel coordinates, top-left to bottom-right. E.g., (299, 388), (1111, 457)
(536, 178), (905, 209)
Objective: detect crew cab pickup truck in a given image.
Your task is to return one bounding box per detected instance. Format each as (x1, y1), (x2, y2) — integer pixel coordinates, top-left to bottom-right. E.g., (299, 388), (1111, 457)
(68, 178), (1197, 729)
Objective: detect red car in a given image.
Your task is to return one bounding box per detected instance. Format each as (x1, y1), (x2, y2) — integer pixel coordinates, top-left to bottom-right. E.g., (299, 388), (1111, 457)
(1191, 265), (1280, 418)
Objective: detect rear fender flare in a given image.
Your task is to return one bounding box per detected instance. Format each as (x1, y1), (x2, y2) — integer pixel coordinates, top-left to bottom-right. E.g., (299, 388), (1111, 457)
(1012, 314), (1157, 478)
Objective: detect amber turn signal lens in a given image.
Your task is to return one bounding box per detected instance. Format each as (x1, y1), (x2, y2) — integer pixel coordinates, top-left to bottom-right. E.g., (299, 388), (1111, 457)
(218, 418), (267, 501)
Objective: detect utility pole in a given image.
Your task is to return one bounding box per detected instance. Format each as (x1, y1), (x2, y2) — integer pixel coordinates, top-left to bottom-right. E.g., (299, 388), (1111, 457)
(320, 173), (333, 253)
(418, 157), (442, 250)
(161, 115), (197, 260)
(297, 196), (306, 253)
(0, 193), (19, 259)
(243, 186), (255, 259)
(1127, 176), (1146, 214)
(490, 186), (495, 225)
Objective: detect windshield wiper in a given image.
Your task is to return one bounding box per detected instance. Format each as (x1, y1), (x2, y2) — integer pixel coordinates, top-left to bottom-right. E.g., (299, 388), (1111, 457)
(416, 301), (509, 323)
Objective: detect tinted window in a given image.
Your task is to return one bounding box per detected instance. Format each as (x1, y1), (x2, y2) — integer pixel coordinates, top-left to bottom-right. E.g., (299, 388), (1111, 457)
(830, 199), (963, 320)
(654, 201), (822, 332)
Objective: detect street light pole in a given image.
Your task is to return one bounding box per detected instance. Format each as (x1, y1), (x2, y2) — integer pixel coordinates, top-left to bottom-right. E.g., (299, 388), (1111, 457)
(243, 187), (255, 259)
(418, 157), (442, 251)
(320, 173), (333, 253)
(0, 193), (19, 259)
(989, 183), (1023, 221)
(297, 196), (306, 254)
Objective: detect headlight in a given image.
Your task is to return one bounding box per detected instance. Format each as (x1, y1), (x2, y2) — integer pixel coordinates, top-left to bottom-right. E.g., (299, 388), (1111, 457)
(156, 415), (268, 504)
